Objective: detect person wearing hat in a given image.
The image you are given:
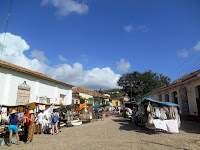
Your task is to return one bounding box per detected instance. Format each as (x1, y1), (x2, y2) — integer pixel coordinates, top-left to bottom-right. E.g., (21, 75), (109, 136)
(7, 109), (23, 146)
(26, 110), (35, 144)
(23, 107), (30, 142)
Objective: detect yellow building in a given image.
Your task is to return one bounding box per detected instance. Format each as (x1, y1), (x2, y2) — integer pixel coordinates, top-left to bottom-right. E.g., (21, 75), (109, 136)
(112, 97), (121, 107)
(103, 94), (111, 104)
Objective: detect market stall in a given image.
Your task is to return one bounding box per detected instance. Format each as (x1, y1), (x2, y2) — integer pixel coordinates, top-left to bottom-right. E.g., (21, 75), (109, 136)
(135, 98), (181, 133)
(25, 102), (64, 133)
(0, 105), (28, 146)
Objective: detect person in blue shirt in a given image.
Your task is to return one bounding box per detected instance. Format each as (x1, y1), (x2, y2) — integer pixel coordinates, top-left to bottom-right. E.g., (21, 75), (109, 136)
(94, 108), (99, 120)
(7, 109), (23, 146)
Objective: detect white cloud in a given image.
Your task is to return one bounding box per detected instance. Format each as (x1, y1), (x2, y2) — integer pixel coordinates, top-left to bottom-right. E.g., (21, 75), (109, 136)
(194, 41), (200, 51)
(0, 32), (120, 90)
(178, 49), (189, 58)
(116, 58), (131, 73)
(123, 25), (134, 32)
(31, 50), (48, 62)
(41, 0), (88, 16)
(123, 24), (148, 32)
(136, 25), (148, 32)
(58, 55), (67, 62)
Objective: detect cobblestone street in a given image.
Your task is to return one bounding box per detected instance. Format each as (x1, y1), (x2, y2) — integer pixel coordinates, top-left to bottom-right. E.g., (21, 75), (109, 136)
(2, 115), (200, 150)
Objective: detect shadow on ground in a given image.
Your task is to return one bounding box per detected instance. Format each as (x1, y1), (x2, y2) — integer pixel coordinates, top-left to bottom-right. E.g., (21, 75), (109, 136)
(142, 141), (188, 150)
(112, 115), (152, 134)
(113, 115), (200, 134)
(180, 120), (200, 134)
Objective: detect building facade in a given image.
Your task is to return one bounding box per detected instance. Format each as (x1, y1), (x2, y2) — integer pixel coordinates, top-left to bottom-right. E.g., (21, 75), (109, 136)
(0, 60), (73, 105)
(72, 86), (108, 106)
(138, 70), (200, 119)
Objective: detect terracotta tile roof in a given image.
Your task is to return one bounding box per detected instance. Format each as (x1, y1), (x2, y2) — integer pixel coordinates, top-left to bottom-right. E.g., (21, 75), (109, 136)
(0, 60), (74, 87)
(73, 86), (108, 99)
(171, 69), (200, 85)
(146, 69), (200, 95)
(112, 97), (122, 101)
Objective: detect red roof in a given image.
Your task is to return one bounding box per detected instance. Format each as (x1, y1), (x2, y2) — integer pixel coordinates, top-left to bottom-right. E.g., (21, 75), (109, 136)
(73, 86), (108, 99)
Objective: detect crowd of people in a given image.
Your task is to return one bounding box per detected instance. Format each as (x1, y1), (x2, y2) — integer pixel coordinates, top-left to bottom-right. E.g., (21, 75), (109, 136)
(94, 107), (105, 121)
(6, 106), (108, 146)
(7, 107), (60, 146)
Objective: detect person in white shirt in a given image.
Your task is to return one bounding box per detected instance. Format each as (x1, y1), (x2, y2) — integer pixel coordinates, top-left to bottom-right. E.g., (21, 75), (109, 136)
(37, 110), (45, 134)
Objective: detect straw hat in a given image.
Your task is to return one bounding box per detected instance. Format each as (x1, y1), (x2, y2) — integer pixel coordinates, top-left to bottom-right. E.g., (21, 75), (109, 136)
(10, 109), (17, 114)
(29, 110), (34, 114)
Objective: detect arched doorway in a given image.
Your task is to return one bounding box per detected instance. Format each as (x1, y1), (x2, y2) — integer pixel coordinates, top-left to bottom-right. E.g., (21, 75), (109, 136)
(194, 85), (200, 116)
(171, 91), (178, 104)
(179, 87), (189, 115)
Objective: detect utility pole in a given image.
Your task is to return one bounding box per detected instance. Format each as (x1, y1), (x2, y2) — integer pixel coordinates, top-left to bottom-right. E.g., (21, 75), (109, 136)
(130, 81), (132, 101)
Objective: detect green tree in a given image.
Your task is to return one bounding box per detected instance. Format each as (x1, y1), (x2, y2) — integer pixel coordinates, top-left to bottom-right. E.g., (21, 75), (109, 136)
(117, 70), (171, 101)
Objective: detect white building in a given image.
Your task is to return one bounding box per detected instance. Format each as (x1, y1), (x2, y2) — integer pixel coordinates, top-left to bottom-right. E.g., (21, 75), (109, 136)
(0, 60), (74, 105)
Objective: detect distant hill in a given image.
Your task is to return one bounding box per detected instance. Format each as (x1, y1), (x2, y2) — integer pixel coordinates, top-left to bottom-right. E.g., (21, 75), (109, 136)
(102, 89), (122, 94)
(102, 89), (123, 99)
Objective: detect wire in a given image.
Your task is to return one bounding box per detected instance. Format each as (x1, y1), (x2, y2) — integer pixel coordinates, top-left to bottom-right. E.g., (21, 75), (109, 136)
(167, 49), (200, 80)
(171, 55), (200, 80)
(0, 0), (13, 60)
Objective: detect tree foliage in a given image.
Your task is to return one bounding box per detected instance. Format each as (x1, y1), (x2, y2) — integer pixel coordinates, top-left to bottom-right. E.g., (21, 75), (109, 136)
(117, 70), (171, 101)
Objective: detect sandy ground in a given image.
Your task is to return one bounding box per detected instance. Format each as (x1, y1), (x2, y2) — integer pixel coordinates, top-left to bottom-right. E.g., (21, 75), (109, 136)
(1, 115), (200, 150)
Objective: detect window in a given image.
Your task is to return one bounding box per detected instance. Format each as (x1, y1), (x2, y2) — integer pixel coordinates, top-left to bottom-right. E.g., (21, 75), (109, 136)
(76, 100), (79, 104)
(60, 94), (66, 105)
(165, 93), (169, 102)
(158, 94), (162, 101)
(171, 91), (178, 104)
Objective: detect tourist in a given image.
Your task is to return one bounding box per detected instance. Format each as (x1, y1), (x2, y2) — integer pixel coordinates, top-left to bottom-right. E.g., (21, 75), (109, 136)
(7, 110), (23, 146)
(95, 108), (99, 120)
(23, 107), (30, 142)
(26, 110), (35, 144)
(37, 110), (45, 134)
(101, 107), (105, 121)
(51, 109), (59, 135)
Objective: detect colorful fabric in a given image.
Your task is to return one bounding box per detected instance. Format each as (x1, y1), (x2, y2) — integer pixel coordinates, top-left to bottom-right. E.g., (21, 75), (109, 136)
(8, 125), (18, 132)
(27, 123), (35, 141)
(9, 115), (18, 125)
(24, 113), (31, 127)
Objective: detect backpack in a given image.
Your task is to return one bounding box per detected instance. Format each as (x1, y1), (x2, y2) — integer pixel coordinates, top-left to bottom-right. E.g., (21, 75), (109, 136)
(52, 114), (57, 123)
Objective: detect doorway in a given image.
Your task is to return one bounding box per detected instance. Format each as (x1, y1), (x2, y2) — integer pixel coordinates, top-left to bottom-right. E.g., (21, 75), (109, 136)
(171, 91), (178, 104)
(194, 85), (200, 116)
(179, 87), (189, 115)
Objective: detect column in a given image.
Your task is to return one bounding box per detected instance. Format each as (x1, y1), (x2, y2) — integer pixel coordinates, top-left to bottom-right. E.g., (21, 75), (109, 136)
(2, 74), (12, 105)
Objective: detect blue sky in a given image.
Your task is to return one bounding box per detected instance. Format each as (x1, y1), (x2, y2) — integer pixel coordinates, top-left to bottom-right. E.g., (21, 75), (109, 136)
(0, 0), (200, 90)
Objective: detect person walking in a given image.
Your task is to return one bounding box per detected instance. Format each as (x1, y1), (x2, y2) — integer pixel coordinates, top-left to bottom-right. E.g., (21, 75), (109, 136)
(101, 107), (105, 121)
(7, 110), (23, 146)
(26, 110), (35, 144)
(37, 110), (45, 134)
(51, 109), (59, 135)
(23, 108), (30, 142)
(95, 108), (99, 120)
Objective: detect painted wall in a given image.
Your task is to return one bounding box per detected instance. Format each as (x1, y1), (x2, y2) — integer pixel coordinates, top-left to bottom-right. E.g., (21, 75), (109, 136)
(79, 93), (93, 99)
(112, 100), (121, 107)
(0, 68), (72, 105)
(153, 78), (200, 116)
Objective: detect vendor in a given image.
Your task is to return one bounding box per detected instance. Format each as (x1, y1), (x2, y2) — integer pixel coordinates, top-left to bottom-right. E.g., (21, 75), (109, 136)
(26, 110), (35, 144)
(7, 109), (23, 146)
(23, 107), (30, 142)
